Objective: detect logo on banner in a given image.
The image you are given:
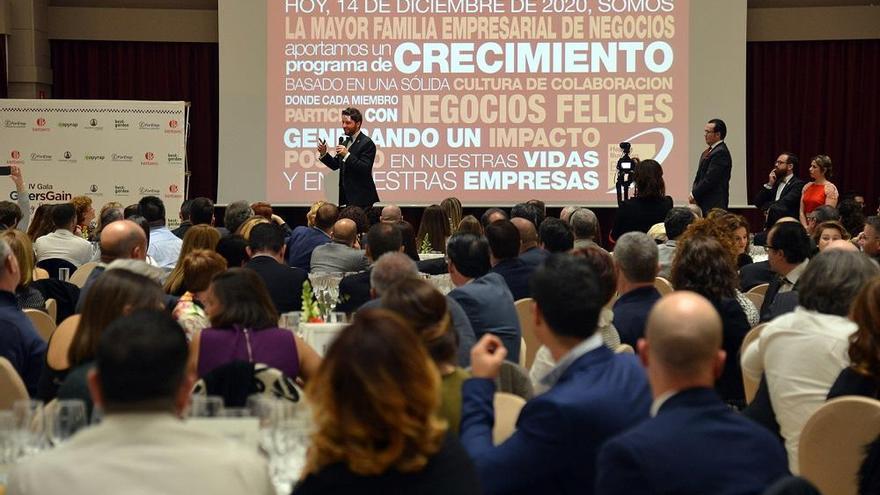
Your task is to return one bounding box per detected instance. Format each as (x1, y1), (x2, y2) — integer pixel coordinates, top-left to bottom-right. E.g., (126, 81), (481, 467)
(167, 152), (183, 164)
(138, 121), (160, 130)
(169, 184), (179, 193)
(165, 119), (182, 134)
(142, 152), (158, 166)
(165, 184), (183, 200)
(86, 119), (103, 130)
(114, 119), (130, 130)
(139, 187), (161, 195)
(111, 153), (133, 162)
(4, 120), (26, 129)
(115, 185), (131, 196)
(84, 154), (106, 161)
(33, 118), (49, 132)
(89, 185), (99, 193)
(10, 151), (21, 160)
(60, 151), (77, 163)
(169, 120), (178, 129)
(57, 121), (78, 129)
(30, 153), (52, 162)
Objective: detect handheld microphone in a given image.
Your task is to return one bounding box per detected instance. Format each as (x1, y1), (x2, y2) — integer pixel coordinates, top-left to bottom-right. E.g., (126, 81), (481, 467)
(339, 136), (345, 146)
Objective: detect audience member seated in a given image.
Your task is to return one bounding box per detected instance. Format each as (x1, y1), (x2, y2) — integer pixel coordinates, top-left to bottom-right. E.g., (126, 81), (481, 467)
(613, 232), (663, 348)
(75, 219), (148, 311)
(0, 165), (30, 231)
(447, 233), (521, 361)
(189, 268), (321, 381)
(441, 197), (463, 234)
(760, 222), (811, 322)
(596, 292), (789, 495)
(71, 195), (96, 239)
(610, 159), (674, 241)
(460, 254), (650, 495)
(310, 218), (368, 273)
(804, 204), (840, 237)
(559, 205), (578, 224)
(216, 234), (249, 268)
(742, 250), (879, 472)
(27, 204), (55, 243)
(90, 202), (124, 244)
(336, 222), (403, 313)
(812, 220), (850, 252)
(740, 217), (798, 291)
(382, 278), (470, 434)
(244, 223), (307, 313)
(251, 200), (292, 236)
(417, 204), (451, 254)
(138, 196), (182, 270)
(380, 204), (419, 260)
(512, 217), (547, 268)
(511, 202), (543, 229)
(671, 233), (750, 405)
(657, 207), (696, 279)
(0, 238), (46, 396)
(10, 310), (273, 495)
(480, 207), (508, 228)
(127, 215), (161, 268)
(753, 152), (806, 229)
(570, 207), (602, 250)
(538, 217), (574, 253)
(837, 195), (865, 238)
(456, 215), (483, 236)
(294, 309), (480, 495)
(486, 219), (534, 300)
(286, 203), (339, 273)
(339, 205), (369, 239)
(799, 155), (839, 227)
(531, 246), (623, 386)
(172, 250), (227, 341)
(162, 225), (221, 296)
(860, 216), (880, 263)
(34, 203), (95, 267)
(828, 276), (880, 400)
(1, 230), (45, 310)
(223, 200), (254, 236)
(50, 269), (166, 406)
(171, 199), (192, 239)
(236, 216), (269, 240)
(359, 252), (476, 367)
(717, 212), (754, 268)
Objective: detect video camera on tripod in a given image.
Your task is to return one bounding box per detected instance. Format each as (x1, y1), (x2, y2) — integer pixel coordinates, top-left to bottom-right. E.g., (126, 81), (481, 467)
(616, 142), (635, 205)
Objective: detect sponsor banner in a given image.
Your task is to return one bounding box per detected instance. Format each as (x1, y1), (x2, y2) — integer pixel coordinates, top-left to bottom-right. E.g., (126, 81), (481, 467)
(0, 100), (186, 226)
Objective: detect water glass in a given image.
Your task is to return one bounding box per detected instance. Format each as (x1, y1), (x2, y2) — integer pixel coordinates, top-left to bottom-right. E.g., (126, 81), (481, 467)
(58, 267), (70, 282)
(12, 399), (45, 459)
(188, 395), (225, 418)
(46, 400), (87, 446)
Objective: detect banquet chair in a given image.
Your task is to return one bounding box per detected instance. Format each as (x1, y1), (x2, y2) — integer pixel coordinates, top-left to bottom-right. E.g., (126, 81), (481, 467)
(69, 262), (99, 288)
(615, 344), (635, 354)
(514, 298), (539, 370)
(493, 392), (526, 445)
(744, 291), (765, 310)
(24, 308), (57, 342)
(748, 283), (770, 297)
(799, 396), (880, 495)
(45, 298), (57, 323)
(0, 357), (29, 409)
(654, 277), (674, 296)
(739, 323), (767, 404)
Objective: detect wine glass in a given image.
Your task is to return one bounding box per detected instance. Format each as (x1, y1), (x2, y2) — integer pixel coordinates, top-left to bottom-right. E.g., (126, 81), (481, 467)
(188, 395), (225, 418)
(12, 399), (45, 459)
(45, 400), (87, 446)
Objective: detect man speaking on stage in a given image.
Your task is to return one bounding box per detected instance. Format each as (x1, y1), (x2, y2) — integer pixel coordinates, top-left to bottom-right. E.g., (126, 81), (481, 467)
(317, 107), (380, 209)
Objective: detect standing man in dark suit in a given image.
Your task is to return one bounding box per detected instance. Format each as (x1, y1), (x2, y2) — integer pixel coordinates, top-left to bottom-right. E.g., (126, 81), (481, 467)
(460, 254), (650, 495)
(244, 223), (307, 314)
(596, 292), (788, 495)
(317, 107), (380, 209)
(753, 152), (806, 229)
(690, 118), (732, 215)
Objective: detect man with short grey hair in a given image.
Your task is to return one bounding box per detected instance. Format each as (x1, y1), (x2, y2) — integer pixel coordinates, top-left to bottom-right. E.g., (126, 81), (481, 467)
(570, 208), (600, 250)
(223, 200), (253, 235)
(612, 232), (662, 348)
(560, 205), (579, 224)
(380, 205), (403, 224)
(362, 252), (477, 366)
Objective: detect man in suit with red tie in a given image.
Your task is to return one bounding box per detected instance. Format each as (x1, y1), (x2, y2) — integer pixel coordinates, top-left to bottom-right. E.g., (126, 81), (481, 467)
(690, 118), (732, 215)
(317, 107), (380, 209)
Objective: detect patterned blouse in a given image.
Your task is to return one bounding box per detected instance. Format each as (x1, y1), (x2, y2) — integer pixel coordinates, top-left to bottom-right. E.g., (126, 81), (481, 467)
(172, 291), (210, 342)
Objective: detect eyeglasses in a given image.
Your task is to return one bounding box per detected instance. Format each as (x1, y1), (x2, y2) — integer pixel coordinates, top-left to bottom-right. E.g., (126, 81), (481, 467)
(764, 245), (779, 253)
(806, 216), (817, 222)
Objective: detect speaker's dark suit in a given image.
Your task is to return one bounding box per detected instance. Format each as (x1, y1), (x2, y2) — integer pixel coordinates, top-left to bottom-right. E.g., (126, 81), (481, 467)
(244, 256), (307, 314)
(753, 175), (807, 227)
(319, 132), (380, 208)
(596, 388), (789, 495)
(692, 141), (732, 215)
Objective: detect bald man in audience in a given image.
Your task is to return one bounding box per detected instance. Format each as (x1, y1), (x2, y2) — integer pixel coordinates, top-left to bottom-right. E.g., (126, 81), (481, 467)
(309, 218), (369, 273)
(77, 220), (148, 311)
(596, 292), (788, 495)
(380, 204), (419, 261)
(380, 205), (402, 223)
(512, 217), (548, 268)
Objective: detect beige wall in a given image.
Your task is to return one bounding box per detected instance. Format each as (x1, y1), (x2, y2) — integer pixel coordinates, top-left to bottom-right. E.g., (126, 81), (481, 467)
(748, 6), (880, 41)
(47, 6), (216, 42)
(0, 0), (11, 34)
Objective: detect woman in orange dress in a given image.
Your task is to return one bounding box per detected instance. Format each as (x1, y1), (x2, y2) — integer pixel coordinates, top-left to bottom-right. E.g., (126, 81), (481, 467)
(800, 154), (839, 227)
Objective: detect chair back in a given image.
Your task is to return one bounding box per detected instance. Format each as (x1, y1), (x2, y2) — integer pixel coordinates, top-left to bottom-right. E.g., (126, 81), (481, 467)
(68, 262), (99, 288)
(744, 291), (764, 310)
(24, 308), (56, 342)
(740, 323), (767, 404)
(799, 396), (880, 495)
(493, 392), (526, 445)
(45, 298), (57, 323)
(515, 298), (539, 370)
(615, 343), (635, 354)
(36, 258), (78, 280)
(748, 283), (770, 296)
(0, 357), (29, 409)
(519, 337), (527, 368)
(47, 315), (81, 371)
(654, 277), (674, 296)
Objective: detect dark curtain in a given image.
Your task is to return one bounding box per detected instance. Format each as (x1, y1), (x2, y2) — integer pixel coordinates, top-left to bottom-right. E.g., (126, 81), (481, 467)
(747, 39), (880, 213)
(50, 40), (218, 200)
(0, 36), (8, 98)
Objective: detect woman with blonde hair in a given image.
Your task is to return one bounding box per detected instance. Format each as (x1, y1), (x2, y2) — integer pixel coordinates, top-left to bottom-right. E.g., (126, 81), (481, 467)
(235, 216), (269, 240)
(306, 200), (326, 227)
(416, 205), (450, 254)
(0, 229), (45, 310)
(294, 309), (480, 494)
(441, 197), (463, 232)
(163, 224), (222, 295)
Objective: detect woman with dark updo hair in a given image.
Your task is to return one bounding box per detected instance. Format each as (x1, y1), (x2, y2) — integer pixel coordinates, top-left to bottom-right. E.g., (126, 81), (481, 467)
(610, 159), (673, 242)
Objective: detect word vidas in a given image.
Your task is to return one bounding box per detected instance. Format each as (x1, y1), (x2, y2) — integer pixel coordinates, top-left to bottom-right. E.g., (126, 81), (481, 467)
(394, 41), (673, 74)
